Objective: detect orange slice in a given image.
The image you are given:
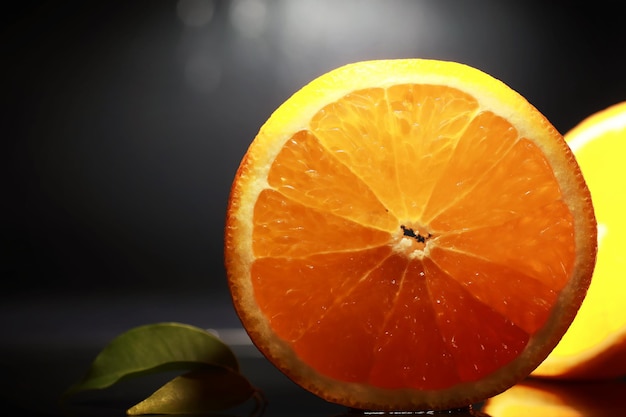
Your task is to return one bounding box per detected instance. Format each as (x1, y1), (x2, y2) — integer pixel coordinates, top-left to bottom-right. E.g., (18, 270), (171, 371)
(532, 102), (626, 380)
(224, 59), (597, 411)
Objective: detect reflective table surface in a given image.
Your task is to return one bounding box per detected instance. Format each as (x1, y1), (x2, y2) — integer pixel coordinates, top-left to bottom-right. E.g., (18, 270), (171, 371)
(2, 293), (625, 417)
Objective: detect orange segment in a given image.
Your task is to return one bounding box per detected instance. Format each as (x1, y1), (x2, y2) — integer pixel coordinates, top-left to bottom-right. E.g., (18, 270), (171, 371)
(310, 85), (479, 220)
(434, 199), (575, 290)
(429, 247), (559, 335)
(294, 253), (411, 384)
(428, 134), (564, 230)
(251, 246), (394, 342)
(252, 189), (390, 258)
(225, 59), (596, 411)
(267, 130), (397, 231)
(422, 111), (519, 226)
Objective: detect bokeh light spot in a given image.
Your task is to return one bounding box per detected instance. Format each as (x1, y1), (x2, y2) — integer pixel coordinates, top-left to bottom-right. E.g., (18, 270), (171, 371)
(229, 0), (268, 38)
(177, 0), (215, 27)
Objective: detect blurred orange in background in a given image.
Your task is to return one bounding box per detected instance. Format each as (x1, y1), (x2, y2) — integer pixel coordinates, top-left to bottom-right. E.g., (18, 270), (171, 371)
(483, 378), (626, 416)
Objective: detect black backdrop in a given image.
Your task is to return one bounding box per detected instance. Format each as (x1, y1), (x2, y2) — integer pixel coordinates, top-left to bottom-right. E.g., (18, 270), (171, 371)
(5, 1), (625, 298)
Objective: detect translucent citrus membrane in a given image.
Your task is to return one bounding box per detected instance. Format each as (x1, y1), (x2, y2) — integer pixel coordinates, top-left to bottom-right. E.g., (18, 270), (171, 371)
(251, 85), (576, 390)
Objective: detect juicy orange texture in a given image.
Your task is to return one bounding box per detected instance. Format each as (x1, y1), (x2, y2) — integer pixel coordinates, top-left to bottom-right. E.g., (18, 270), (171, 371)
(225, 59), (597, 411)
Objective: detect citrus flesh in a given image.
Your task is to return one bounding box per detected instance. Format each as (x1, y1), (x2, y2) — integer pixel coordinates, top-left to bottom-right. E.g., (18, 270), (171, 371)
(532, 102), (626, 380)
(224, 59), (597, 410)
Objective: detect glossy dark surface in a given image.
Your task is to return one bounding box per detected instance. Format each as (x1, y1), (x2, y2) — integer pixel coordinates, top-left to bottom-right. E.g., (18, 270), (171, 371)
(2, 294), (626, 416)
(0, 294), (344, 416)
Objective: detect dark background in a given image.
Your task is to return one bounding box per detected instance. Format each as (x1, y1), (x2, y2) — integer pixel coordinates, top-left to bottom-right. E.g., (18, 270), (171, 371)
(2, 1), (626, 416)
(5, 0), (626, 297)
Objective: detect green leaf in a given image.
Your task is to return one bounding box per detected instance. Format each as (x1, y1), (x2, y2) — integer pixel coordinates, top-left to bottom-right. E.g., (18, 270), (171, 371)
(126, 367), (260, 415)
(64, 322), (240, 398)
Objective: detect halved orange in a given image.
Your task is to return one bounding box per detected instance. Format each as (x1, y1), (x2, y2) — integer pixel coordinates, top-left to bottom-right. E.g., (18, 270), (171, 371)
(532, 102), (626, 380)
(224, 59), (597, 411)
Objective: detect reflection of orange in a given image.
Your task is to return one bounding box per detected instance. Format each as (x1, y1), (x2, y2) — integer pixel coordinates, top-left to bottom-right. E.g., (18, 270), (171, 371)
(482, 378), (626, 416)
(533, 102), (626, 380)
(224, 59), (597, 411)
